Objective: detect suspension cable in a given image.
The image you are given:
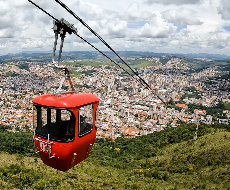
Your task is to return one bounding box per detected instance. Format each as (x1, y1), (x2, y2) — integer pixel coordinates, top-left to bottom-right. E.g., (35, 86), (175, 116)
(54, 0), (155, 90)
(28, 0), (58, 22)
(53, 0), (173, 109)
(27, 0), (184, 123)
(28, 0), (144, 86)
(73, 32), (145, 86)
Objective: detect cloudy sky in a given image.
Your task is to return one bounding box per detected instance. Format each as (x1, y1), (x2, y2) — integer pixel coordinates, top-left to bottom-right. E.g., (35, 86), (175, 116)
(1, 0), (230, 56)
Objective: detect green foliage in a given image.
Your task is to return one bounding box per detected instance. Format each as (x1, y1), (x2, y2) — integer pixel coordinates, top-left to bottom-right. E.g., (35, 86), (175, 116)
(175, 106), (182, 111)
(0, 125), (35, 156)
(0, 123), (230, 189)
(5, 71), (18, 77)
(62, 86), (69, 90)
(128, 59), (157, 69)
(18, 63), (29, 71)
(166, 98), (175, 108)
(74, 84), (83, 88)
(82, 69), (97, 76)
(175, 100), (186, 104)
(90, 123), (211, 169)
(70, 70), (81, 78)
(224, 102), (230, 110)
(51, 85), (69, 91)
(184, 86), (196, 92)
(0, 164), (41, 189)
(15, 104), (21, 109)
(74, 59), (114, 68)
(187, 102), (228, 119)
(181, 87), (201, 99)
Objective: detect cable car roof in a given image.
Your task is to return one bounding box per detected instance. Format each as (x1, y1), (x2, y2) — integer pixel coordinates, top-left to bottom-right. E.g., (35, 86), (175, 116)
(33, 92), (99, 108)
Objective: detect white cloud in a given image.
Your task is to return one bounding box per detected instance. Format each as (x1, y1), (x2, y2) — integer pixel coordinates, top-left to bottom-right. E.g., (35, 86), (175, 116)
(218, 0), (230, 20)
(78, 2), (103, 20)
(125, 2), (155, 20)
(0, 29), (14, 38)
(0, 0), (230, 55)
(105, 19), (128, 38)
(162, 8), (203, 26)
(144, 0), (203, 5)
(0, 1), (10, 14)
(133, 20), (176, 38)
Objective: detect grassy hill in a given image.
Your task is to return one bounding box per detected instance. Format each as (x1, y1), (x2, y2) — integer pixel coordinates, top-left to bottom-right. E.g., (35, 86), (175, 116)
(0, 124), (230, 189)
(62, 59), (157, 78)
(184, 59), (230, 73)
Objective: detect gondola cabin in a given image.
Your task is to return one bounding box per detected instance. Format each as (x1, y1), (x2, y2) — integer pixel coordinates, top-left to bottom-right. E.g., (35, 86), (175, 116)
(32, 92), (99, 171)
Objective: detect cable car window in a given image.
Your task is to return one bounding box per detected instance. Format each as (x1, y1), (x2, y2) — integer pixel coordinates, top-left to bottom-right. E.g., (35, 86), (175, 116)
(95, 106), (100, 129)
(61, 110), (71, 121)
(33, 105), (75, 142)
(61, 110), (75, 137)
(51, 109), (56, 123)
(79, 104), (93, 137)
(41, 107), (48, 127)
(33, 105), (37, 130)
(36, 107), (49, 135)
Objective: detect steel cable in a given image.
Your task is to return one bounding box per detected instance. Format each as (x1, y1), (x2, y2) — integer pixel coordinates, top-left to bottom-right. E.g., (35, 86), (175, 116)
(27, 0), (184, 123)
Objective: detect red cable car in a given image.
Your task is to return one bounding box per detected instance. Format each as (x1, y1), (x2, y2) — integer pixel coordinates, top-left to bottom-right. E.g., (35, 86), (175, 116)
(33, 92), (99, 171)
(32, 19), (99, 171)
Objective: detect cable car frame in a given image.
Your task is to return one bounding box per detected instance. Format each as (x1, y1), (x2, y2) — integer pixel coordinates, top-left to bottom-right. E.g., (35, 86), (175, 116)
(33, 92), (99, 171)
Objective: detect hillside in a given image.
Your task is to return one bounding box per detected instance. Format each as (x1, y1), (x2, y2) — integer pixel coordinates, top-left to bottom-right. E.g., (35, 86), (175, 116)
(0, 124), (230, 189)
(1, 51), (230, 73)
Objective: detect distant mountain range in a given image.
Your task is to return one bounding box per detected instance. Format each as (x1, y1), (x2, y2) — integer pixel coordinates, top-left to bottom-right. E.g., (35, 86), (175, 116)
(1, 51), (230, 61)
(1, 51), (230, 70)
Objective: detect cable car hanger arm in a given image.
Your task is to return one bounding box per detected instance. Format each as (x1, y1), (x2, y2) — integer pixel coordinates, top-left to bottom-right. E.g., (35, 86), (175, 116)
(27, 1), (76, 93)
(52, 18), (76, 94)
(52, 18), (77, 94)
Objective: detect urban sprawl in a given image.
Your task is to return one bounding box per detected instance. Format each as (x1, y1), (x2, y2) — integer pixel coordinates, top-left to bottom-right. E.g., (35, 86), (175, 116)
(0, 57), (229, 139)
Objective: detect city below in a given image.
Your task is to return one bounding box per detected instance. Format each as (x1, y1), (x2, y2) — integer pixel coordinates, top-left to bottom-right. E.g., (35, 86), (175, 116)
(0, 51), (229, 139)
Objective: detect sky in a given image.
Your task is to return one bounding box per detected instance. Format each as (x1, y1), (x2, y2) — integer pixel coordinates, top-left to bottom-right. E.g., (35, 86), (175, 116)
(1, 0), (230, 56)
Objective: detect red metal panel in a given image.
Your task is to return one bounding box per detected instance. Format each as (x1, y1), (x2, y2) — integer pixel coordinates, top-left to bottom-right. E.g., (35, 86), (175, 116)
(32, 92), (99, 108)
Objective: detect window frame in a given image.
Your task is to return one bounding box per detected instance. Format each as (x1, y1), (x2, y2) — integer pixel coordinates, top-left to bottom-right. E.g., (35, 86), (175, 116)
(78, 103), (94, 137)
(33, 104), (75, 142)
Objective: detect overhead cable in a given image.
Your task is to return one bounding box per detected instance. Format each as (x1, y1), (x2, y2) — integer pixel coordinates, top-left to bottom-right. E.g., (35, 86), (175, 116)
(27, 0), (184, 123)
(53, 0), (171, 108)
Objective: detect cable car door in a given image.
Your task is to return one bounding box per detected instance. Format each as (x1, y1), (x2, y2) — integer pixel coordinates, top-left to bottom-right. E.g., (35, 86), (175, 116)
(73, 103), (97, 165)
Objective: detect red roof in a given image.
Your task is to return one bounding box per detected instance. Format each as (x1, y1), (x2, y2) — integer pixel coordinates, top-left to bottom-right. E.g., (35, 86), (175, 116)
(33, 92), (99, 108)
(175, 103), (186, 109)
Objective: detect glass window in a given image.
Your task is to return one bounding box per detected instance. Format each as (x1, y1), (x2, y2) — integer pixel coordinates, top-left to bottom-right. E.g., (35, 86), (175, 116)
(51, 109), (56, 124)
(79, 104), (93, 137)
(34, 106), (48, 135)
(33, 105), (37, 129)
(41, 107), (47, 127)
(33, 105), (75, 142)
(95, 106), (100, 129)
(62, 110), (75, 137)
(61, 110), (71, 121)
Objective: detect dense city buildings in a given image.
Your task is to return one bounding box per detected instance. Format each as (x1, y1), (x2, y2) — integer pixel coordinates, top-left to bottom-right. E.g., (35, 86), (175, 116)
(0, 57), (229, 138)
